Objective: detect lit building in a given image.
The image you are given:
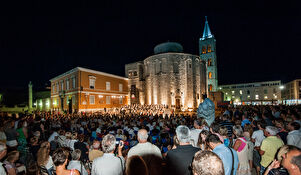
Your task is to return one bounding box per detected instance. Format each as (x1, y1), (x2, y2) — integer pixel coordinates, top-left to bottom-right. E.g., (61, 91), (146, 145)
(219, 80), (283, 105)
(34, 90), (51, 111)
(50, 67), (128, 113)
(200, 16), (218, 92)
(282, 79), (301, 105)
(125, 42), (207, 111)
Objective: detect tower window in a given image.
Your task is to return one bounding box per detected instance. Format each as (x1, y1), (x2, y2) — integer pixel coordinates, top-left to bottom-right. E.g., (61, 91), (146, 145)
(207, 45), (212, 52)
(208, 84), (213, 92)
(208, 59), (212, 66)
(208, 72), (212, 79)
(202, 46), (206, 54)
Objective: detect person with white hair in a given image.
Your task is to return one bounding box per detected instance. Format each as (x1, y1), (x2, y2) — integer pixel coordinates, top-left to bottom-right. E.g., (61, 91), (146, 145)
(166, 125), (201, 175)
(127, 129), (163, 175)
(127, 129), (162, 159)
(259, 126), (284, 174)
(192, 150), (224, 175)
(91, 134), (124, 175)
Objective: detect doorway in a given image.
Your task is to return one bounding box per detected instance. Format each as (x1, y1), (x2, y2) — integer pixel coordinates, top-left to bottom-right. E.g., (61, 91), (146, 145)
(176, 98), (180, 109)
(68, 99), (72, 114)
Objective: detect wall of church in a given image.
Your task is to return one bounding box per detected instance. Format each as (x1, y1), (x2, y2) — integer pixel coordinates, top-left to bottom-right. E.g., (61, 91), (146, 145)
(125, 52), (207, 110)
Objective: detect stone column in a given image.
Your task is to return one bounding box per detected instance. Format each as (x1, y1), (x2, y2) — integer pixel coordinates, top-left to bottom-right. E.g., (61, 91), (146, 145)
(28, 81), (33, 111)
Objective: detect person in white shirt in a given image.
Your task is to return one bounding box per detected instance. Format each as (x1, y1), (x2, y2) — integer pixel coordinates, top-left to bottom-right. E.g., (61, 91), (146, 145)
(287, 122), (301, 149)
(69, 133), (78, 150)
(251, 120), (266, 175)
(190, 120), (203, 148)
(127, 129), (163, 175)
(48, 129), (59, 143)
(252, 126), (266, 147)
(127, 129), (162, 159)
(91, 134), (124, 175)
(0, 142), (7, 175)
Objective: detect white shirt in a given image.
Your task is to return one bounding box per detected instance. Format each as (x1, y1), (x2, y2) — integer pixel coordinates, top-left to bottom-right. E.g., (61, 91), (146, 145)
(0, 162), (6, 175)
(45, 156), (54, 170)
(67, 160), (88, 175)
(190, 129), (202, 147)
(287, 130), (301, 149)
(48, 132), (59, 143)
(69, 139), (78, 150)
(92, 153), (124, 175)
(251, 130), (265, 147)
(127, 142), (162, 158)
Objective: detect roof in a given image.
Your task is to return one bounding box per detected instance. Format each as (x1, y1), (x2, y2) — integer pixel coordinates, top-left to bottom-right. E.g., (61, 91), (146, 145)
(201, 16), (214, 40)
(50, 67), (128, 82)
(154, 42), (183, 54)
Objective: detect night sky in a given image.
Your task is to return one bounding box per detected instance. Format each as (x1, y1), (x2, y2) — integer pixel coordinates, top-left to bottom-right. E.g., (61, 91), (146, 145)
(1, 0), (301, 90)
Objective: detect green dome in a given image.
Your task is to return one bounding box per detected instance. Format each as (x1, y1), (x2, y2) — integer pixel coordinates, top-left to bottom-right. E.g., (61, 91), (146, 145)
(154, 42), (183, 54)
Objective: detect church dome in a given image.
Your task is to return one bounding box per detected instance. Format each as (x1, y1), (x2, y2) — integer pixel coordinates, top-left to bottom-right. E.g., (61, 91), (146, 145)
(154, 42), (183, 54)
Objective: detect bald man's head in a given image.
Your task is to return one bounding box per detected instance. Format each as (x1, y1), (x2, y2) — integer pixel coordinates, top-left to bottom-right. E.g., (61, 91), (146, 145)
(138, 129), (148, 142)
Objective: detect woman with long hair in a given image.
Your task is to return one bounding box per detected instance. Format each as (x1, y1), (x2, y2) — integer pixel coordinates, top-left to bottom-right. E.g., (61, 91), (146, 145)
(197, 130), (211, 150)
(37, 142), (54, 175)
(52, 148), (80, 175)
(126, 155), (148, 175)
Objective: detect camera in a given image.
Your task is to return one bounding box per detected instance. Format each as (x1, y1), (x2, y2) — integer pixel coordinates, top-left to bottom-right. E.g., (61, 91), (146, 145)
(116, 140), (123, 147)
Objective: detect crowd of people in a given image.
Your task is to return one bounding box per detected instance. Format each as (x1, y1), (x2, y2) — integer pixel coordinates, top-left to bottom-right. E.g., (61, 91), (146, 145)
(0, 103), (300, 175)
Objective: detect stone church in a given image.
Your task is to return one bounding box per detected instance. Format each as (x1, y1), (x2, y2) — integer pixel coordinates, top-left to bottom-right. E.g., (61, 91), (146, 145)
(125, 17), (217, 111)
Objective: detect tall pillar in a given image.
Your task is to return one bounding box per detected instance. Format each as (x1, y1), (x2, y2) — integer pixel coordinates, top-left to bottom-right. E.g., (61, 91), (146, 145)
(28, 81), (33, 111)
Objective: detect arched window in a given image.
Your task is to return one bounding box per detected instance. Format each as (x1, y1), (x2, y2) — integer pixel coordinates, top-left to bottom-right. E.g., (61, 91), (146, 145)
(208, 84), (213, 92)
(208, 72), (212, 79)
(207, 45), (212, 52)
(208, 59), (212, 66)
(202, 46), (206, 54)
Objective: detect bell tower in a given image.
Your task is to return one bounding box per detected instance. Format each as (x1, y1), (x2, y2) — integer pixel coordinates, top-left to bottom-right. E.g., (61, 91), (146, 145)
(199, 16), (218, 92)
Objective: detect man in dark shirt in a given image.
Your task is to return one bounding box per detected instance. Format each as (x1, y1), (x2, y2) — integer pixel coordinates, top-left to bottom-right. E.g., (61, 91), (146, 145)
(166, 125), (201, 175)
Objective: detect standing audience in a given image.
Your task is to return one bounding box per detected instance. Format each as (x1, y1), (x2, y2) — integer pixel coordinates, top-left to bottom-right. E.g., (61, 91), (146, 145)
(0, 104), (300, 175)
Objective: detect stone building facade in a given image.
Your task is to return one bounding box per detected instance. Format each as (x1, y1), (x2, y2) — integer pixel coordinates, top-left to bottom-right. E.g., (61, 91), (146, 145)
(125, 42), (207, 111)
(282, 79), (301, 105)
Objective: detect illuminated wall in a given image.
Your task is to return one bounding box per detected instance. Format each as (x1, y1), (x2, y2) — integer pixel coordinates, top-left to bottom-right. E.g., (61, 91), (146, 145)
(125, 51), (207, 110)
